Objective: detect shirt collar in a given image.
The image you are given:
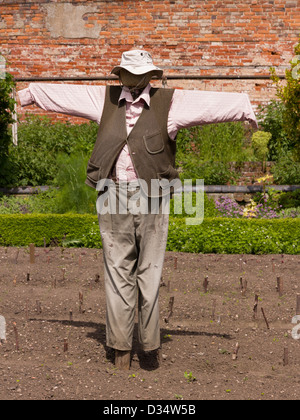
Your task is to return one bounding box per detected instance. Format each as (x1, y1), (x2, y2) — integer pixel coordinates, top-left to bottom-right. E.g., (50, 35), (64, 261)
(119, 83), (151, 107)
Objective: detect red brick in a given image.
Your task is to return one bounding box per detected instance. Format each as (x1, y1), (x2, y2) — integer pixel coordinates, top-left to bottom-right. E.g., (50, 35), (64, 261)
(1, 0), (298, 123)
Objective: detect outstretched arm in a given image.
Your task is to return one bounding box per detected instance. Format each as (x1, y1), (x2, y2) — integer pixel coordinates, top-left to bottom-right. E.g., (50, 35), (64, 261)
(168, 89), (258, 140)
(18, 83), (106, 124)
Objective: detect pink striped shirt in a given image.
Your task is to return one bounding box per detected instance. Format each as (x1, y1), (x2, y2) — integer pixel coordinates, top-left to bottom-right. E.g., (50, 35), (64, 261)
(18, 83), (258, 182)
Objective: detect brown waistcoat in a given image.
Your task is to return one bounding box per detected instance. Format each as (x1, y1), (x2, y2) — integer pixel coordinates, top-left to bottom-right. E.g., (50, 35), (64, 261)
(85, 85), (180, 197)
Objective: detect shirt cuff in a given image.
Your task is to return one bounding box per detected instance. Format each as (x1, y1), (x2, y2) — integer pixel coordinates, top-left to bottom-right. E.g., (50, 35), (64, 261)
(18, 88), (34, 107)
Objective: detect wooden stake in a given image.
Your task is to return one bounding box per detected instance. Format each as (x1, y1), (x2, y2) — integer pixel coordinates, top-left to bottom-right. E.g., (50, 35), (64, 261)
(261, 307), (270, 330)
(240, 277), (247, 296)
(64, 338), (68, 353)
(27, 273), (30, 282)
(276, 276), (283, 297)
(296, 294), (300, 316)
(79, 291), (84, 314)
(13, 322), (19, 351)
(203, 276), (209, 294)
(29, 243), (35, 264)
(115, 350), (131, 370)
(253, 294), (259, 320)
(232, 342), (240, 360)
(69, 310), (73, 322)
(174, 256), (178, 270)
(165, 296), (175, 323)
(15, 248), (19, 264)
(283, 347), (289, 367)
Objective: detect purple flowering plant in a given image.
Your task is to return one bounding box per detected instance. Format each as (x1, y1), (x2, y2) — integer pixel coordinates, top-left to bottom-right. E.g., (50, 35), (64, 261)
(214, 194), (298, 219)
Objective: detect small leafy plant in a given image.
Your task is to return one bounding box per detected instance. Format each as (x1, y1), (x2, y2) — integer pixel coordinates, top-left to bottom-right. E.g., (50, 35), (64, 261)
(184, 371), (197, 383)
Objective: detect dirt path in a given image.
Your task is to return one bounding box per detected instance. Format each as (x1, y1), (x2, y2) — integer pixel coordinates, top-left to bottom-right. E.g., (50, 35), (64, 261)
(0, 247), (299, 400)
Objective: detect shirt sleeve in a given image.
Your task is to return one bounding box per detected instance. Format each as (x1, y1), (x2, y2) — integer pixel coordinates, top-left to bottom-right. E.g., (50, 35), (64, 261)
(168, 89), (258, 140)
(17, 83), (106, 124)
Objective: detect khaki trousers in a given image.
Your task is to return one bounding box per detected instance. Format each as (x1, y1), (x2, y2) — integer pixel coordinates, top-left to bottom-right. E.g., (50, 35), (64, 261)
(97, 183), (169, 351)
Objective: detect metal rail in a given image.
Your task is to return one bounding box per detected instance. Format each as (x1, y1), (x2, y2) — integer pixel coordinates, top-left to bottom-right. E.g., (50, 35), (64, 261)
(14, 74), (285, 82)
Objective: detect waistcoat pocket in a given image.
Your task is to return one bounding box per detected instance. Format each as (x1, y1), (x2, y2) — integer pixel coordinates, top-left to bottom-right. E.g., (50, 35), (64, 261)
(143, 130), (164, 154)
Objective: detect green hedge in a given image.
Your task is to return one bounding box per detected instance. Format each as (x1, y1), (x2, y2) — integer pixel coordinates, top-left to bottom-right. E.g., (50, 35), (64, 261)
(0, 214), (299, 254)
(0, 214), (97, 247)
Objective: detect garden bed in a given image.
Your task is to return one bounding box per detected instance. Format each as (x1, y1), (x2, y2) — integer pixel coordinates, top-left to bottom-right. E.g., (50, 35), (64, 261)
(0, 247), (300, 400)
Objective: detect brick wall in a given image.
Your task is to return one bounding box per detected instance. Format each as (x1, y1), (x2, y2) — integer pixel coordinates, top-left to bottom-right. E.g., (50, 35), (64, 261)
(1, 0), (299, 123)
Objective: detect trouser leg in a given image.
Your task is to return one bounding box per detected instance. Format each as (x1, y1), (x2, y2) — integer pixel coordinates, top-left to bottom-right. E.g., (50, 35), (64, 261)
(135, 209), (169, 351)
(98, 185), (169, 351)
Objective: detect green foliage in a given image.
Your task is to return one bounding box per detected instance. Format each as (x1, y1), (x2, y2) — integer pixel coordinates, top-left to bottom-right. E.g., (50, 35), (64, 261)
(0, 189), (60, 215)
(176, 122), (254, 185)
(167, 217), (300, 254)
(0, 72), (16, 186)
(257, 100), (290, 160)
(53, 152), (98, 214)
(278, 189), (300, 209)
(271, 152), (300, 185)
(0, 214), (98, 247)
(251, 131), (272, 162)
(270, 37), (300, 161)
(7, 115), (98, 187)
(0, 214), (299, 254)
(170, 192), (218, 218)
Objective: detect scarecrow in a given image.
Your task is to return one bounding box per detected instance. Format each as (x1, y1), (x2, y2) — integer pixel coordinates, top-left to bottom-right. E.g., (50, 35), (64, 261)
(18, 50), (258, 370)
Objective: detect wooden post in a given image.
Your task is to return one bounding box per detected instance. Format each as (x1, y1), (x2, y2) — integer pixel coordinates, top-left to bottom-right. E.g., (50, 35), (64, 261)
(13, 322), (19, 351)
(165, 296), (175, 324)
(253, 294), (259, 320)
(232, 343), (240, 360)
(296, 294), (300, 316)
(261, 307), (270, 330)
(283, 347), (289, 367)
(276, 276), (283, 297)
(79, 291), (84, 314)
(15, 248), (19, 264)
(240, 277), (247, 296)
(115, 350), (131, 370)
(64, 338), (68, 353)
(203, 276), (209, 294)
(29, 243), (35, 264)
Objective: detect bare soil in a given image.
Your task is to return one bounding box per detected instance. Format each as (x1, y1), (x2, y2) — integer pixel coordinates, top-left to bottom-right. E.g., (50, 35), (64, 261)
(0, 246), (300, 401)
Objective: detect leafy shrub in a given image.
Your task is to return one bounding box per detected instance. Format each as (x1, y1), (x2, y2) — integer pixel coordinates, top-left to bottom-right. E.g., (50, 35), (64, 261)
(271, 152), (300, 185)
(251, 131), (272, 162)
(270, 36), (300, 160)
(0, 72), (16, 187)
(7, 115), (98, 187)
(53, 152), (98, 214)
(0, 214), (98, 247)
(176, 122), (254, 185)
(278, 189), (300, 209)
(257, 100), (290, 160)
(0, 214), (299, 255)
